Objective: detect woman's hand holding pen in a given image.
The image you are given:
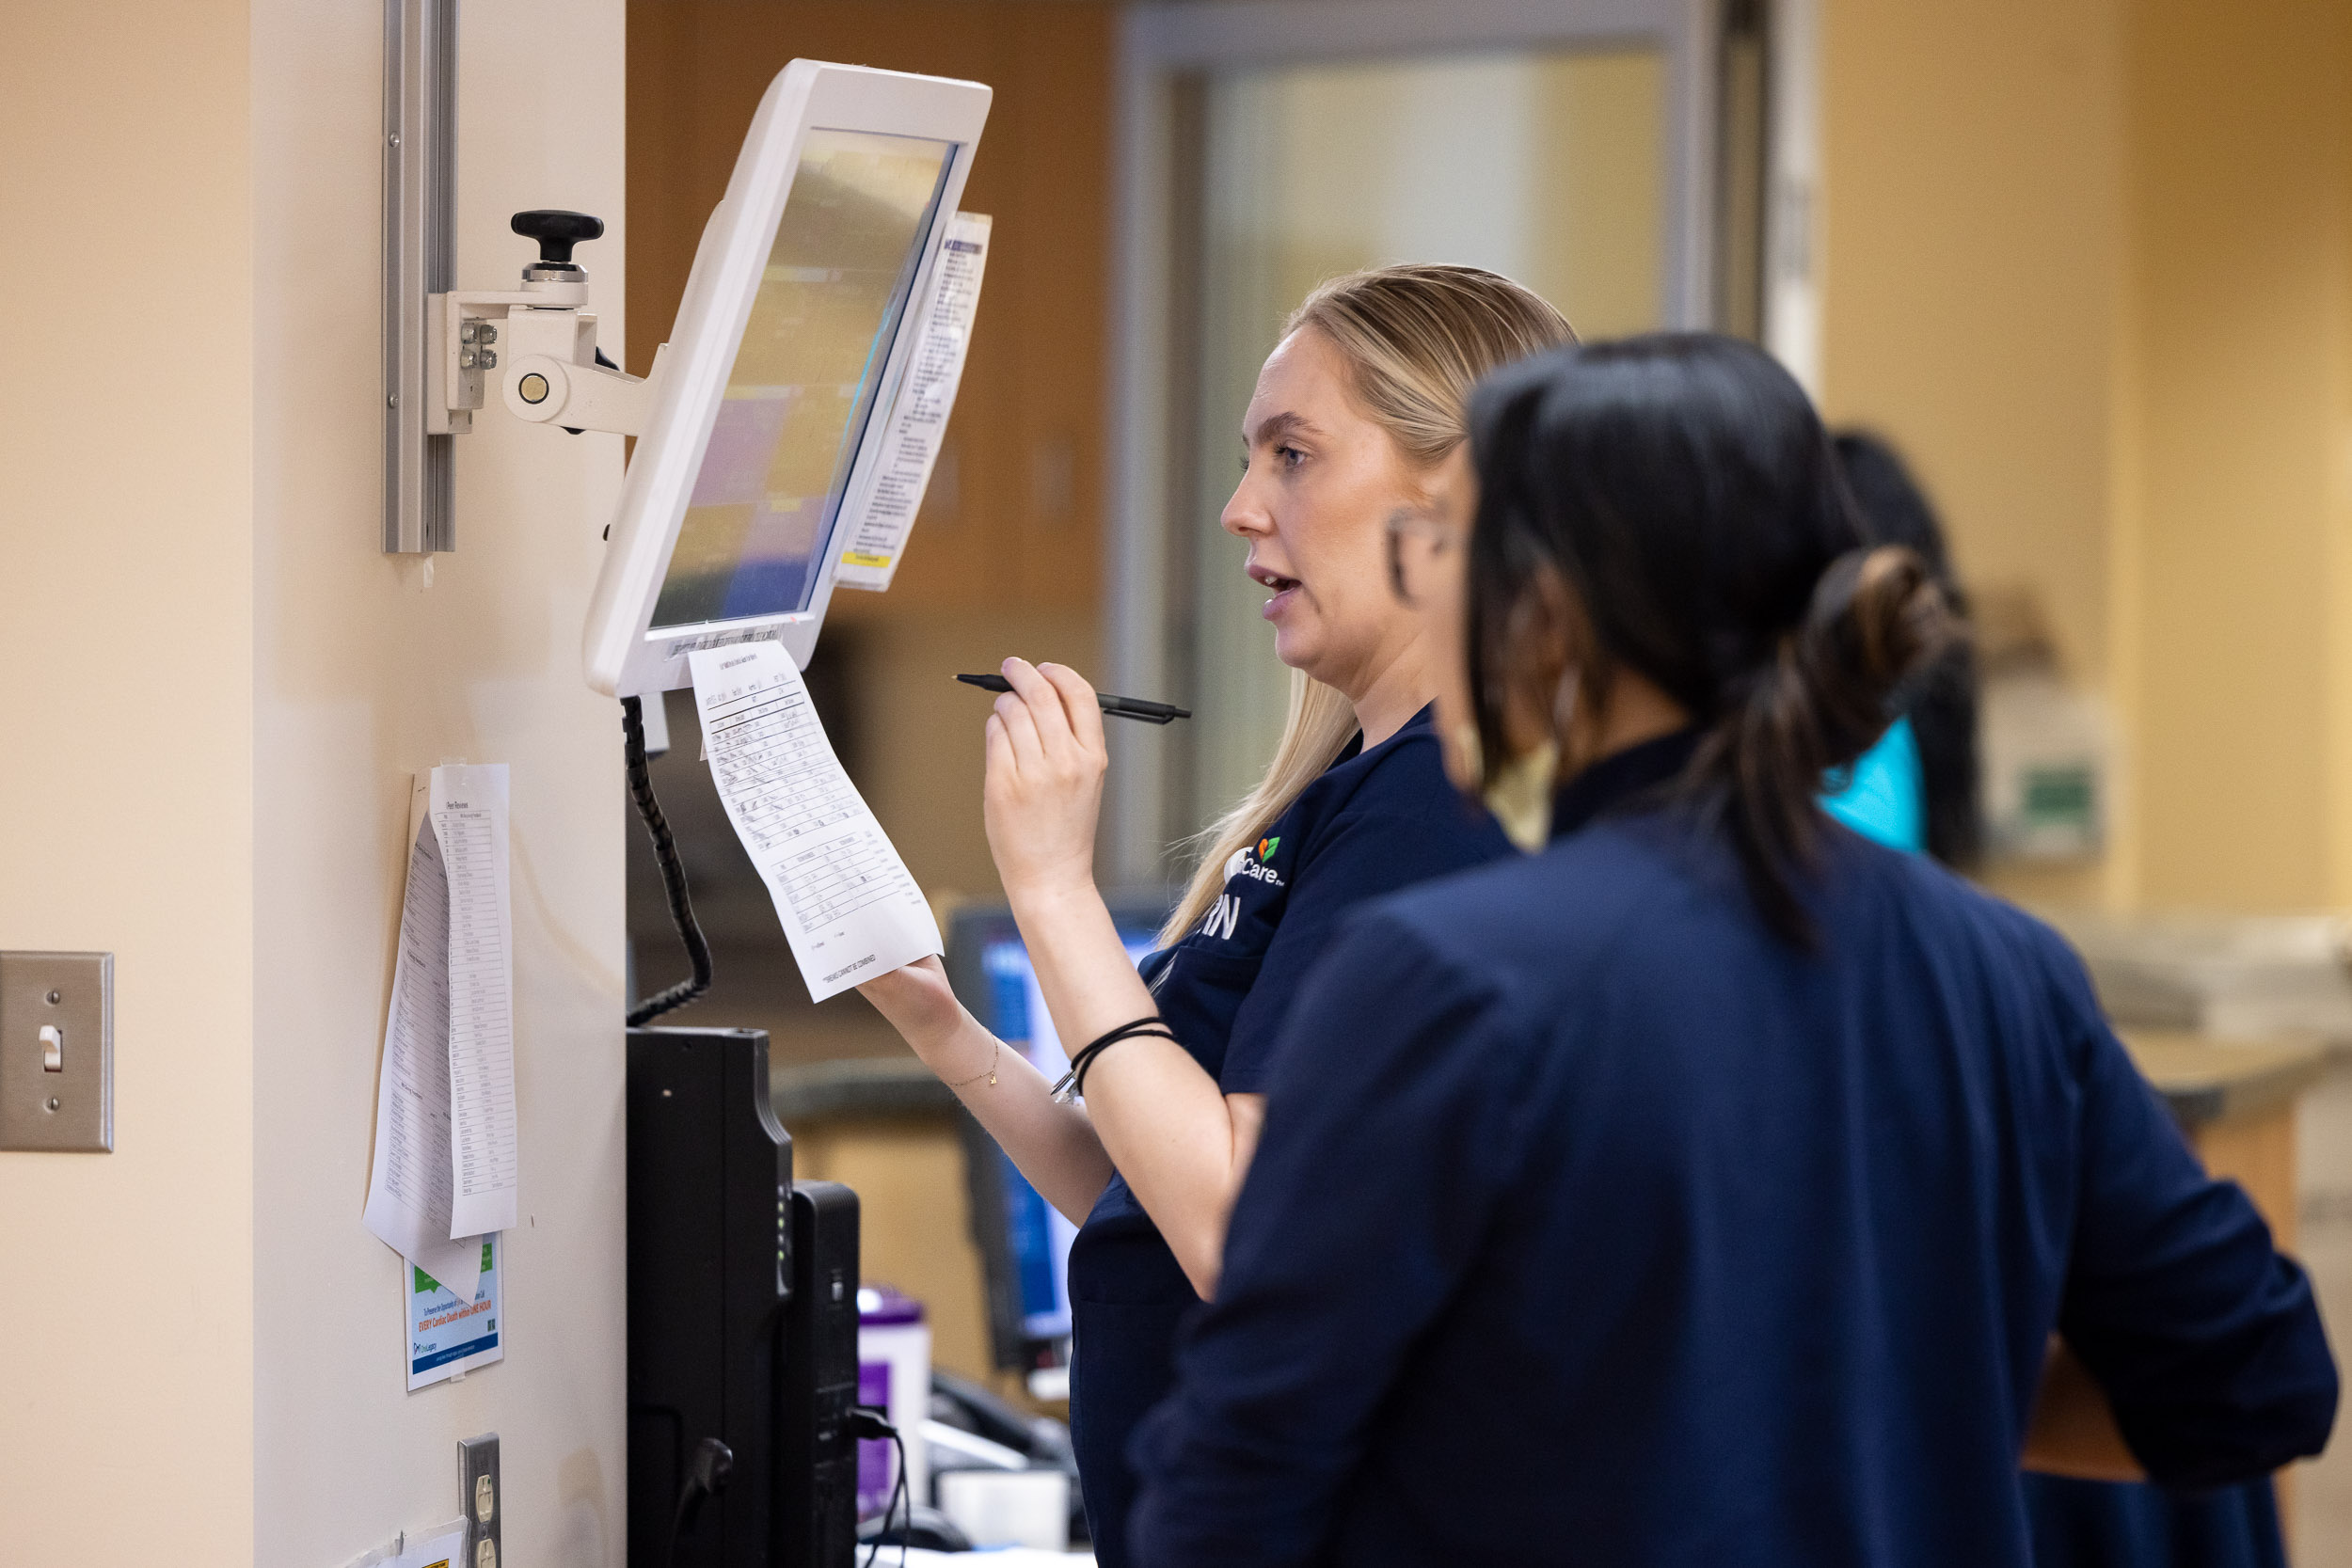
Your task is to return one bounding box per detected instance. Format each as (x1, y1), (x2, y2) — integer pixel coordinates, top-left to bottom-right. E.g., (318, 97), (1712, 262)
(984, 657), (1109, 910)
(973, 655), (1263, 1299)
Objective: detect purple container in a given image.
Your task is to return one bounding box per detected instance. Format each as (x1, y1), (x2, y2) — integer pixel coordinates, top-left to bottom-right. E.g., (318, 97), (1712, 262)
(857, 1286), (928, 1519)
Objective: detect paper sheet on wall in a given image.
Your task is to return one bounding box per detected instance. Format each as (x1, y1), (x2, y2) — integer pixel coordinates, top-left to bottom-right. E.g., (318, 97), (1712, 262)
(689, 641), (942, 1000)
(342, 1522), (465, 1568)
(390, 1528), (467, 1568)
(361, 764), (518, 1304)
(834, 211), (992, 592)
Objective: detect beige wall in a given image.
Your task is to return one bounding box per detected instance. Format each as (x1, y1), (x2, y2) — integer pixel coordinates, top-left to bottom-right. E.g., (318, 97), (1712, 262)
(1820, 0), (2352, 914)
(2, 5), (630, 1564)
(0, 5), (259, 1561)
(249, 3), (630, 1563)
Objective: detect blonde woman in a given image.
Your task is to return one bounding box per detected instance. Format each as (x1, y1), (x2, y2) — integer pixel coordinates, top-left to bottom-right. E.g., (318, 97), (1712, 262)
(858, 265), (1571, 1563)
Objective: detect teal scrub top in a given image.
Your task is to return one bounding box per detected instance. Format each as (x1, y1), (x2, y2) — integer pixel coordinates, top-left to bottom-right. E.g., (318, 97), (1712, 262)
(1821, 716), (1925, 853)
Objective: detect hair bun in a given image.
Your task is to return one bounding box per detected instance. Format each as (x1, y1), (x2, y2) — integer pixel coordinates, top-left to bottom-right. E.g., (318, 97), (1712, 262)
(1794, 546), (1959, 768)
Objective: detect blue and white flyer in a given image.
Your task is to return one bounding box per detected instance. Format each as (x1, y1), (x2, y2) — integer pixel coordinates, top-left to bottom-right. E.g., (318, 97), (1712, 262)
(406, 1236), (501, 1390)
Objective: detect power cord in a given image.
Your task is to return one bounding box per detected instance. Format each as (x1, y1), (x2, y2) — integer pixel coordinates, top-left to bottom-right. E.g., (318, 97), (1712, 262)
(622, 694), (714, 1026)
(664, 1436), (735, 1568)
(849, 1406), (910, 1568)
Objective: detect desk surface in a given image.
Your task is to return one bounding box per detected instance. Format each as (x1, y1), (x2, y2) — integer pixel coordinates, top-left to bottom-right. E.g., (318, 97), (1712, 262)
(773, 1055), (954, 1123)
(2120, 1030), (2329, 1129)
(772, 1031), (2331, 1133)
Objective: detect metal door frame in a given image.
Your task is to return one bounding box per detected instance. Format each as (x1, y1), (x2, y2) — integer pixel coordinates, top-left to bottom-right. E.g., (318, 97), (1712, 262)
(1103, 0), (1724, 880)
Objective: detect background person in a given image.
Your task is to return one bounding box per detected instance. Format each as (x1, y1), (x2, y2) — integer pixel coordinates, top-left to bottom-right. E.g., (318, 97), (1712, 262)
(1819, 430), (1981, 866)
(855, 265), (1572, 1563)
(1820, 428), (2290, 1568)
(1128, 335), (2335, 1568)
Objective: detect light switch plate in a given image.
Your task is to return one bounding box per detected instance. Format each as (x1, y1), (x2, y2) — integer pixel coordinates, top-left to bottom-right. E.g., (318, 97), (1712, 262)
(460, 1433), (501, 1567)
(0, 952), (112, 1152)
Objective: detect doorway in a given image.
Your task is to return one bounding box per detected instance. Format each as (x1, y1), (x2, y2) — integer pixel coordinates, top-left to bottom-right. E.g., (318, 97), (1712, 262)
(1106, 0), (1744, 880)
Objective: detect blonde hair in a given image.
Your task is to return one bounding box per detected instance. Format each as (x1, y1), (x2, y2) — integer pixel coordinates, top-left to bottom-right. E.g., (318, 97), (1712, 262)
(1160, 264), (1576, 943)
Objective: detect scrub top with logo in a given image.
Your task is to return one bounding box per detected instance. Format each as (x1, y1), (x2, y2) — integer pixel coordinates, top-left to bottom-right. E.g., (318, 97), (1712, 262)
(1066, 705), (1514, 1568)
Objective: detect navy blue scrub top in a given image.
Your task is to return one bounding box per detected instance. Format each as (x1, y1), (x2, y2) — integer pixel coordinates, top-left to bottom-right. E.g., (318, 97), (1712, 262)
(1131, 731), (2336, 1568)
(1065, 705), (1513, 1568)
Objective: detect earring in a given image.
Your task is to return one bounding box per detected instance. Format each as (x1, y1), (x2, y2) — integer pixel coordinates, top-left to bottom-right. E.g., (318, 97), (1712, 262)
(1481, 666), (1580, 852)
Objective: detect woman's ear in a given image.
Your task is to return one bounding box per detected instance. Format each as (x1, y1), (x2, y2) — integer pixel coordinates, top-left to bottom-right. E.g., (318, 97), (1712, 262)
(1497, 564), (1581, 759)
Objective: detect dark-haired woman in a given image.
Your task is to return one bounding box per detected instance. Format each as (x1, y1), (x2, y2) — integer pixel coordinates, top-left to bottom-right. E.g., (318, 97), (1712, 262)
(1128, 335), (2334, 1568)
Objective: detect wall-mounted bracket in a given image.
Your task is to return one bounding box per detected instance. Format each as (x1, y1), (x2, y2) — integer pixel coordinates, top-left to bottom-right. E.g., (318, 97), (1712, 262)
(386, 0), (651, 553)
(383, 0), (458, 553)
(429, 260), (665, 443)
(389, 205), (657, 552)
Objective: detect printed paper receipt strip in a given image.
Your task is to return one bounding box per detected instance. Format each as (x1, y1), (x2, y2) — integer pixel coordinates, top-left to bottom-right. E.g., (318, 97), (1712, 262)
(834, 211), (992, 592)
(361, 764), (519, 1306)
(690, 641), (943, 1001)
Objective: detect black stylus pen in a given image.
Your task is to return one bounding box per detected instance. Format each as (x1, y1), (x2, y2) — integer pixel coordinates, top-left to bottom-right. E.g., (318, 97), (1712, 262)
(955, 673), (1192, 725)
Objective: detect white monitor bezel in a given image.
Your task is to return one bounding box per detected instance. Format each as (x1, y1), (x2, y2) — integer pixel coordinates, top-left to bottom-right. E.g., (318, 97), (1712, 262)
(583, 60), (991, 697)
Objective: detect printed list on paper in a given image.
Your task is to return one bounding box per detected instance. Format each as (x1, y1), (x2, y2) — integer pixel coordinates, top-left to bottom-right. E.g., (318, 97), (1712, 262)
(689, 641), (942, 1001)
(834, 210), (992, 593)
(361, 763), (519, 1305)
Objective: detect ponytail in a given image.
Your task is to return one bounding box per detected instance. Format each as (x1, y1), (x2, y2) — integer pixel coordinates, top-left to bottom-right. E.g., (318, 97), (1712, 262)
(1463, 334), (1960, 946)
(1691, 546), (1957, 942)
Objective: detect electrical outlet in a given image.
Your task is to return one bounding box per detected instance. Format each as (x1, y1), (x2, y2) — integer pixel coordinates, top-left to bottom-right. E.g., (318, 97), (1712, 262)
(459, 1433), (501, 1568)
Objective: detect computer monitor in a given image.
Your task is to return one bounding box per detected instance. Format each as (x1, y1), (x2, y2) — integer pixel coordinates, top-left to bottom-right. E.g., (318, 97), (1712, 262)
(583, 61), (991, 697)
(944, 903), (1166, 1357)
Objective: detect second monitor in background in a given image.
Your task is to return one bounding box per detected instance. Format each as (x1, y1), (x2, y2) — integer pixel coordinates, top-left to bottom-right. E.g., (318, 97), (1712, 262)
(945, 901), (1165, 1381)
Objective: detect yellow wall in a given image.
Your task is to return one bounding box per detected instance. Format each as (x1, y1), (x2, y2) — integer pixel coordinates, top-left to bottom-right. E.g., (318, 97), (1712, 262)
(2121, 0), (2352, 910)
(0, 6), (258, 1560)
(1820, 0), (2352, 913)
(1820, 0), (2123, 688)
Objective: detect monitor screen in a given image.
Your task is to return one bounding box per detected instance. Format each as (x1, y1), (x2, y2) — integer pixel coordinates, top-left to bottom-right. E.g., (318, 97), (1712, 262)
(979, 930), (1160, 1341)
(650, 127), (955, 631)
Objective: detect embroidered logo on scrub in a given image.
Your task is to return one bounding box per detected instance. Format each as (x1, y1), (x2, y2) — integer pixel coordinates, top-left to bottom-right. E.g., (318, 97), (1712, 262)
(1219, 841), (1286, 890)
(1204, 837), (1285, 941)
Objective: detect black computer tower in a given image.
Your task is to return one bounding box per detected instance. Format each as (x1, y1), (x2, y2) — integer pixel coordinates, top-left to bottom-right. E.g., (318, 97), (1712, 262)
(627, 1025), (862, 1568)
(628, 1026), (791, 1567)
(779, 1180), (860, 1567)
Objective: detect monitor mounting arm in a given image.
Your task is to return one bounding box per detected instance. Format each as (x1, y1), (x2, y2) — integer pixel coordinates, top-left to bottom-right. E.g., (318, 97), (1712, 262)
(428, 210), (667, 440)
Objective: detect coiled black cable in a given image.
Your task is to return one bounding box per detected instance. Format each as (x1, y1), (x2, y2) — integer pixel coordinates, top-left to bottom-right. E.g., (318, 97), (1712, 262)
(850, 1408), (911, 1568)
(623, 694), (713, 1025)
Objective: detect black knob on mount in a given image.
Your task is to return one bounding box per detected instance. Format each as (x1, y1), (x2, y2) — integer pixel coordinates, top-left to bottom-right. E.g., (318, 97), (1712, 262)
(510, 210), (604, 268)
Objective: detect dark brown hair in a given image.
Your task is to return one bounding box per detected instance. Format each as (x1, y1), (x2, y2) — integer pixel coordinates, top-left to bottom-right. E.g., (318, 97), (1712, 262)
(1464, 334), (1957, 943)
(1834, 430), (1981, 869)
